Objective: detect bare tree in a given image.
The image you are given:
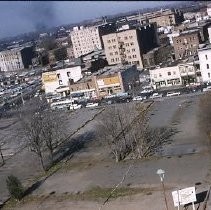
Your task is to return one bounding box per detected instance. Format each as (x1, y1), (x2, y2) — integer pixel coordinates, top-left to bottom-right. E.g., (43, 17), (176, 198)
(18, 98), (68, 171)
(98, 103), (174, 162)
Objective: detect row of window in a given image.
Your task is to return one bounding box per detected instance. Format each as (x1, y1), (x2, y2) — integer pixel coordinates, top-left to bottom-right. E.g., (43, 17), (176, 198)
(154, 71), (177, 78)
(111, 58), (120, 62)
(176, 36), (196, 44)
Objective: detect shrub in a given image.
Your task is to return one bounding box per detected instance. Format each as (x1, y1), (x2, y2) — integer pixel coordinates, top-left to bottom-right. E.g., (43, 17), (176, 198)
(6, 175), (24, 200)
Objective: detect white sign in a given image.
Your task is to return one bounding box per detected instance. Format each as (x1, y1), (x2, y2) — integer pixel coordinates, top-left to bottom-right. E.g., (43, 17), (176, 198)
(172, 187), (196, 207)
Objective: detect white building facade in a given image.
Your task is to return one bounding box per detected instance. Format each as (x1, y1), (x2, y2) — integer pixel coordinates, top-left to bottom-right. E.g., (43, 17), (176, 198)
(42, 65), (82, 95)
(150, 66), (182, 89)
(208, 27), (211, 43)
(150, 63), (198, 89)
(70, 26), (102, 58)
(207, 5), (211, 17)
(198, 45), (211, 82)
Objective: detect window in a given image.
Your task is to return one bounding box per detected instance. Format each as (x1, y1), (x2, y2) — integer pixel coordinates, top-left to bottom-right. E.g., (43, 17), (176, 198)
(130, 42), (134, 46)
(108, 46), (112, 50)
(208, 73), (210, 78)
(115, 58), (119, 61)
(173, 71), (176, 75)
(206, 55), (208, 60)
(113, 45), (117, 49)
(67, 72), (71, 77)
(110, 52), (113, 56)
(132, 48), (135, 52)
(57, 74), (61, 79)
(168, 72), (171, 76)
(115, 51), (118, 55)
(159, 73), (162, 77)
(124, 36), (128, 40)
(108, 40), (111, 43)
(59, 80), (63, 85)
(207, 64), (210, 69)
(128, 55), (132, 59)
(133, 54), (137, 58)
(129, 36), (133, 39)
(111, 58), (114, 62)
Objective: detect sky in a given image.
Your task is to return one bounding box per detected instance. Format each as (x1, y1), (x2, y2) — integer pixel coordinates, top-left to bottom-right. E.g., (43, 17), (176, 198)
(0, 1), (181, 39)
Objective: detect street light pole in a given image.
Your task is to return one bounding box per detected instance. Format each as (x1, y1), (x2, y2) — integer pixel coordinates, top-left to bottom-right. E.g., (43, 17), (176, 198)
(156, 169), (169, 210)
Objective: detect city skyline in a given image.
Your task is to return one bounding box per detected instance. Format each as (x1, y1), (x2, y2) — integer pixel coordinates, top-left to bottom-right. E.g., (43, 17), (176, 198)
(0, 1), (180, 39)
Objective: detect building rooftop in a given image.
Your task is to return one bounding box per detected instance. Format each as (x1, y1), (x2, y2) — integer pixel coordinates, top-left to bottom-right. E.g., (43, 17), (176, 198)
(198, 44), (211, 51)
(180, 28), (199, 35)
(93, 64), (135, 76)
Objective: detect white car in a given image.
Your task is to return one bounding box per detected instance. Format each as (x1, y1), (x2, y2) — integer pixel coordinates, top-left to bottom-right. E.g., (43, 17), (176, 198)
(69, 104), (82, 110)
(140, 89), (153, 94)
(86, 102), (99, 108)
(203, 86), (211, 92)
(132, 96), (143, 101)
(166, 91), (181, 97)
(150, 93), (163, 99)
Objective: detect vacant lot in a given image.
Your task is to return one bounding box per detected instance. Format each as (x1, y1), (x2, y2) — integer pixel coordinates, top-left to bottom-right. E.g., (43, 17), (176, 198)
(2, 95), (211, 209)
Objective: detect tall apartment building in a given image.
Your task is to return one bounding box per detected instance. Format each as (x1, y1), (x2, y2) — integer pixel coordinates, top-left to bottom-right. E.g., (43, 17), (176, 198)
(0, 46), (35, 72)
(172, 29), (200, 60)
(102, 23), (159, 68)
(70, 23), (116, 58)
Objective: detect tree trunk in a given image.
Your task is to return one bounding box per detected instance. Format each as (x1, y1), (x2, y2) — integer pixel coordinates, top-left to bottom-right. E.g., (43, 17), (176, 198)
(39, 152), (45, 171)
(0, 148), (4, 165)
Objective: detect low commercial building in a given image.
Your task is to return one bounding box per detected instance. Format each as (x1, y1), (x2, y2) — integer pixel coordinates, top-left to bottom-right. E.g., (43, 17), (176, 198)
(42, 65), (82, 96)
(69, 77), (97, 99)
(68, 64), (140, 99)
(93, 64), (139, 98)
(0, 46), (35, 72)
(150, 62), (198, 89)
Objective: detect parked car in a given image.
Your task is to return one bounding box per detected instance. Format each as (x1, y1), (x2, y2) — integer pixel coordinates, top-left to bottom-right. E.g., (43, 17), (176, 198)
(85, 102), (99, 108)
(203, 86), (211, 92)
(166, 91), (181, 97)
(150, 93), (163, 99)
(132, 96), (143, 101)
(69, 104), (82, 110)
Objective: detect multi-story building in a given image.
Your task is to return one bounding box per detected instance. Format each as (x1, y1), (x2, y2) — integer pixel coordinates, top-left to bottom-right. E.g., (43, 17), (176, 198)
(102, 23), (159, 68)
(150, 62), (197, 89)
(42, 65), (82, 96)
(0, 46), (35, 72)
(172, 29), (200, 60)
(198, 44), (211, 82)
(70, 23), (116, 58)
(127, 9), (184, 27)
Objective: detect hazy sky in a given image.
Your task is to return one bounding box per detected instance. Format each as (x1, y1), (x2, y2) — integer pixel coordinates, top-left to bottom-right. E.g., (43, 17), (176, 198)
(0, 1), (180, 39)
